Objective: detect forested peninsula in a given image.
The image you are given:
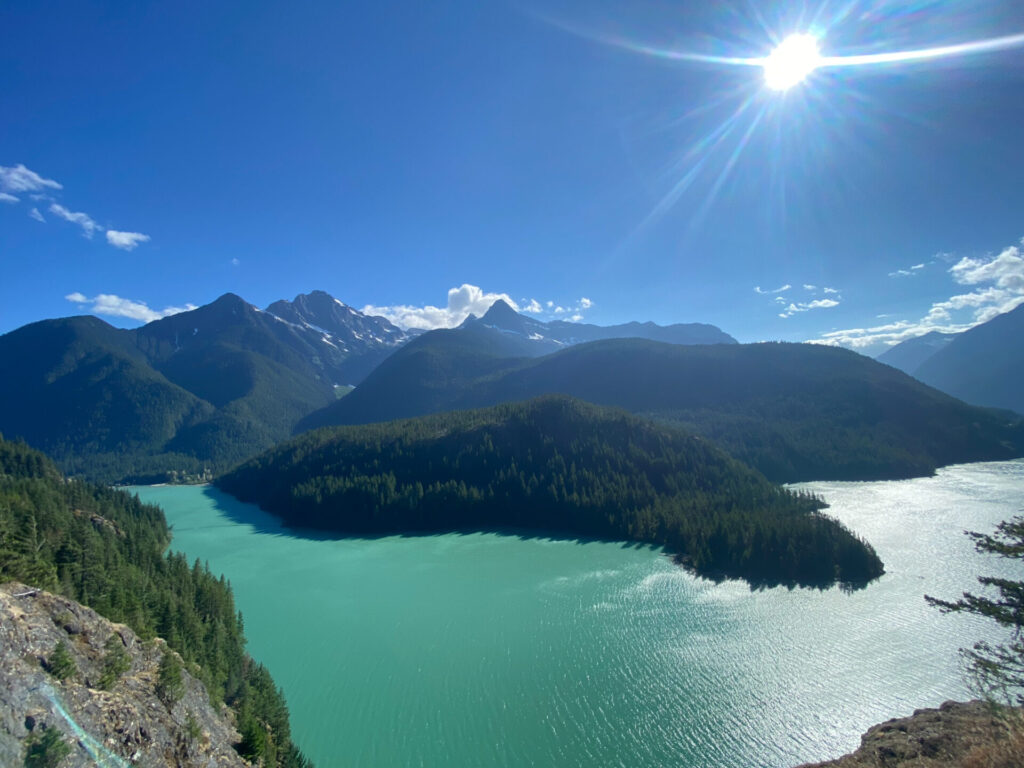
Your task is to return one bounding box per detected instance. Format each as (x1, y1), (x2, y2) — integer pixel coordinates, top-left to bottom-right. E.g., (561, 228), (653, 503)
(218, 396), (884, 588)
(0, 436), (311, 767)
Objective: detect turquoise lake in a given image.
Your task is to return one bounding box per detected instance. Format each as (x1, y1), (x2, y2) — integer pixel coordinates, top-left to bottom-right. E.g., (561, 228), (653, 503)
(131, 459), (1023, 767)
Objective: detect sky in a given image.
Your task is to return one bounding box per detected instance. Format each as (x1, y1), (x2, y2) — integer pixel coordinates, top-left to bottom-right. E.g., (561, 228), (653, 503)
(2, 0), (1023, 354)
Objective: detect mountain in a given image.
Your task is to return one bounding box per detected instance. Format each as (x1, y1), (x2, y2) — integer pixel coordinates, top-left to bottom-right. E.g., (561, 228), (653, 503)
(0, 315), (216, 480)
(299, 337), (1024, 482)
(0, 436), (311, 767)
(0, 291), (414, 482)
(875, 331), (956, 375)
(470, 299), (737, 353)
(266, 290), (416, 384)
(220, 396), (884, 588)
(912, 304), (1024, 416)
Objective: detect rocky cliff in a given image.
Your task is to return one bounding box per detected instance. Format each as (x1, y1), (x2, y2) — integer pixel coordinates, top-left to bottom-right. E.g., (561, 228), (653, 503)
(797, 700), (1023, 768)
(0, 582), (247, 767)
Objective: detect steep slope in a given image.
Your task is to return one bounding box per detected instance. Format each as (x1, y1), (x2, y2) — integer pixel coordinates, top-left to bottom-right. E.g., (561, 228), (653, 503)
(0, 583), (247, 768)
(301, 338), (1024, 482)
(0, 316), (215, 479)
(266, 290), (416, 384)
(295, 323), (537, 431)
(913, 304), (1024, 415)
(0, 294), (365, 482)
(0, 437), (311, 766)
(875, 331), (956, 375)
(133, 293), (337, 466)
(223, 396), (883, 588)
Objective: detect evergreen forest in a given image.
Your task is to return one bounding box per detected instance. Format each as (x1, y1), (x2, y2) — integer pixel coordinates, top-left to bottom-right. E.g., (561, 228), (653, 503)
(0, 436), (312, 768)
(219, 396), (884, 588)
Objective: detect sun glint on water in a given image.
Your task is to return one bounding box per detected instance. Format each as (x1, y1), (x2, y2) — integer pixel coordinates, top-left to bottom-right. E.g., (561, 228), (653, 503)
(763, 34), (822, 91)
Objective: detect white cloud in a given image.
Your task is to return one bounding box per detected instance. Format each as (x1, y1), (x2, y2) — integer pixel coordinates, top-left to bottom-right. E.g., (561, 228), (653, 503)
(29, 207), (45, 222)
(49, 203), (100, 238)
(889, 262), (928, 278)
(823, 287), (840, 294)
(65, 292), (197, 324)
(779, 298), (840, 318)
(755, 283), (791, 294)
(813, 237), (1024, 350)
(362, 284), (520, 330)
(0, 164), (62, 194)
(106, 230), (151, 251)
(803, 284), (817, 291)
(362, 285), (596, 330)
(0, 192), (19, 203)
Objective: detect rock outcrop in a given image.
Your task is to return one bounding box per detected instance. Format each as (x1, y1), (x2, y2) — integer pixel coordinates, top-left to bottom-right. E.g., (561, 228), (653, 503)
(0, 582), (247, 767)
(797, 700), (1023, 768)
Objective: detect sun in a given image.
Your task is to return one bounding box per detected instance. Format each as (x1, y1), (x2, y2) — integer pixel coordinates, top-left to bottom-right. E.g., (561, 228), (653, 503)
(763, 34), (822, 91)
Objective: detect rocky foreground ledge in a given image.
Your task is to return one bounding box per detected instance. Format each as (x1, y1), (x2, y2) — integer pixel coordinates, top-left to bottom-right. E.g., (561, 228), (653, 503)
(797, 700), (1023, 768)
(0, 582), (246, 767)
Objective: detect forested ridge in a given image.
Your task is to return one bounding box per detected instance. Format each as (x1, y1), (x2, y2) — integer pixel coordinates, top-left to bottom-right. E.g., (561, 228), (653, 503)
(0, 436), (311, 767)
(301, 337), (1024, 482)
(221, 396), (884, 588)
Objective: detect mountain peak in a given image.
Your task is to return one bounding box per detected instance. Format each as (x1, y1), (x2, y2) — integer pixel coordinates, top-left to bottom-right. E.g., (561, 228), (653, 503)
(480, 299), (527, 332)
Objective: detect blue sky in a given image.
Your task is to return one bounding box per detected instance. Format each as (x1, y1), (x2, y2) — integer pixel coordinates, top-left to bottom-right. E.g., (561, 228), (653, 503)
(2, 0), (1023, 353)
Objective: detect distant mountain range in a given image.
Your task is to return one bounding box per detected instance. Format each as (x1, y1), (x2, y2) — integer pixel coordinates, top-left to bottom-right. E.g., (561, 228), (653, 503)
(876, 304), (1024, 415)
(0, 291), (412, 481)
(466, 299), (737, 355)
(0, 291), (736, 482)
(300, 331), (1024, 483)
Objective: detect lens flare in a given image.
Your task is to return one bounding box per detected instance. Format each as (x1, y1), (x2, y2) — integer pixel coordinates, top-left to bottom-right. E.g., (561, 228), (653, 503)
(763, 34), (822, 90)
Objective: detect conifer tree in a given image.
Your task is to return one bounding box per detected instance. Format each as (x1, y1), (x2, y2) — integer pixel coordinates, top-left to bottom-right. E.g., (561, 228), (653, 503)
(928, 515), (1024, 705)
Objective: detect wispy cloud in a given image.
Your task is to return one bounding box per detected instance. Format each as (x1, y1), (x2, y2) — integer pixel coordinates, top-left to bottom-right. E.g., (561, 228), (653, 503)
(65, 292), (197, 324)
(0, 163), (62, 194)
(49, 203), (100, 237)
(2, 162), (149, 249)
(823, 287), (840, 294)
(888, 262), (928, 278)
(754, 283), (791, 295)
(521, 299), (543, 314)
(813, 236), (1024, 349)
(779, 298), (841, 318)
(106, 230), (151, 251)
(803, 284), (817, 291)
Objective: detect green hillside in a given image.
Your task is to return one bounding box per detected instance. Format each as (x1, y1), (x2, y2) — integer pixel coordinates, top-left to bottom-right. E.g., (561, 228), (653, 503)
(222, 396), (884, 588)
(301, 337), (1024, 482)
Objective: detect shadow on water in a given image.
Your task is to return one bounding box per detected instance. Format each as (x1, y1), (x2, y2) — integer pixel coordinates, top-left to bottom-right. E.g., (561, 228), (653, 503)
(197, 486), (866, 594)
(198, 485), (661, 551)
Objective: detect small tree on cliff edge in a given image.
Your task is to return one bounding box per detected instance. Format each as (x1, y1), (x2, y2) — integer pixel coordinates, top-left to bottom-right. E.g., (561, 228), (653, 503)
(927, 515), (1024, 706)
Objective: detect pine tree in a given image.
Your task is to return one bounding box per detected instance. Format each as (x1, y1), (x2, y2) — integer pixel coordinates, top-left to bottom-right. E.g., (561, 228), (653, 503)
(45, 641), (76, 682)
(927, 515), (1024, 706)
(156, 650), (185, 706)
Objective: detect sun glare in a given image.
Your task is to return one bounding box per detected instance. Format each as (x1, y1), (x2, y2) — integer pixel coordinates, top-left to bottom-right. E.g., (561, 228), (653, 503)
(763, 34), (822, 91)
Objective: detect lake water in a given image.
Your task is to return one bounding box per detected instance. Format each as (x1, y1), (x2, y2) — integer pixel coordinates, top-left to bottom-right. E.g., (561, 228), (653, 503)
(131, 459), (1023, 767)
